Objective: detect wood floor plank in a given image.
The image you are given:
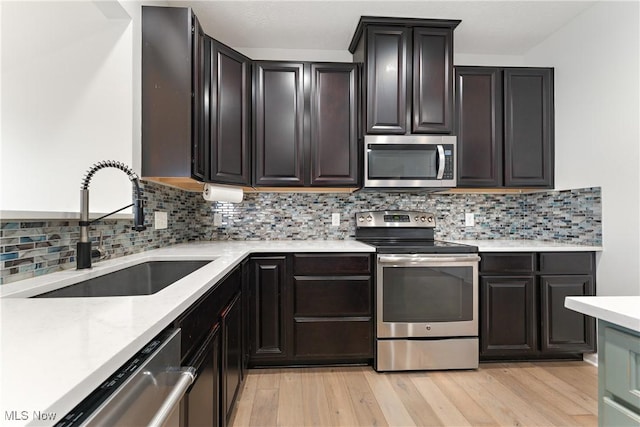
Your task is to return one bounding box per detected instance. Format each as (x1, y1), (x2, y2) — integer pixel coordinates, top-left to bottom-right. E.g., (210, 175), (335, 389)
(301, 368), (333, 426)
(535, 361), (599, 394)
(322, 367), (359, 427)
(249, 388), (279, 427)
(342, 367), (389, 426)
(229, 369), (259, 426)
(276, 368), (305, 427)
(363, 370), (418, 426)
(521, 363), (598, 415)
(412, 375), (472, 427)
(449, 369), (552, 426)
(487, 363), (586, 426)
(500, 362), (594, 416)
(430, 371), (500, 427)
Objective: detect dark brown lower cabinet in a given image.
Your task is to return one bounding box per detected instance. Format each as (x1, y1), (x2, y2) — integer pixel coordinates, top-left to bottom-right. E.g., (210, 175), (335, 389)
(540, 275), (595, 353)
(247, 256), (289, 362)
(222, 293), (243, 426)
(480, 276), (536, 357)
(247, 253), (373, 366)
(176, 265), (243, 427)
(480, 252), (596, 361)
(182, 325), (220, 427)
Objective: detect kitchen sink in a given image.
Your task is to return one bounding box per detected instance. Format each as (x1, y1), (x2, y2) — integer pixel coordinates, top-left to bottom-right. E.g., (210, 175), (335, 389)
(33, 260), (212, 298)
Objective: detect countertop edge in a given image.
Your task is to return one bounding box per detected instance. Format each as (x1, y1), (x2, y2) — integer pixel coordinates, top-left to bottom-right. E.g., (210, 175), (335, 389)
(565, 296), (640, 333)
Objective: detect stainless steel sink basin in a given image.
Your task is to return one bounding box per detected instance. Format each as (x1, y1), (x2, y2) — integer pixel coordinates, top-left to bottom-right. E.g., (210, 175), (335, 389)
(33, 260), (211, 298)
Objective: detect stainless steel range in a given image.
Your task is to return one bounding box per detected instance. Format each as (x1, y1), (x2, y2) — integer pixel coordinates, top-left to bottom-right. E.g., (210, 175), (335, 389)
(355, 210), (480, 372)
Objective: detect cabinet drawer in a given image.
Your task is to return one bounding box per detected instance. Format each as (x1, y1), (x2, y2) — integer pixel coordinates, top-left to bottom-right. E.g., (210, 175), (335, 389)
(293, 254), (371, 275)
(294, 319), (372, 358)
(602, 397), (640, 427)
(604, 326), (640, 411)
(538, 252), (594, 274)
(294, 278), (371, 316)
(480, 253), (535, 274)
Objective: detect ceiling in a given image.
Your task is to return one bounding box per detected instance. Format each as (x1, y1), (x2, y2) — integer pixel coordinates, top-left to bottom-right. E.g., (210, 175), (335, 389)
(170, 1), (597, 56)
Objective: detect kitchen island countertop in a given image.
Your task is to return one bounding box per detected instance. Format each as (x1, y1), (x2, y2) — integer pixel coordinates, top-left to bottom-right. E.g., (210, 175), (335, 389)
(565, 296), (640, 333)
(0, 240), (375, 427)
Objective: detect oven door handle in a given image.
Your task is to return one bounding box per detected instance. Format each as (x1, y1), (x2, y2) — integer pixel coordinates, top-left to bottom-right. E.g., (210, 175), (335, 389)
(378, 255), (481, 264)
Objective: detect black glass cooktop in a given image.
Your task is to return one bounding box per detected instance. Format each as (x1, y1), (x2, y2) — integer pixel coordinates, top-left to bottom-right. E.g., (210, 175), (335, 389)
(359, 239), (478, 254)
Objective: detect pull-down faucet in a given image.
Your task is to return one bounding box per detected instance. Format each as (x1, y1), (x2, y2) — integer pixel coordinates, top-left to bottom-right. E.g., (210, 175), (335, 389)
(77, 161), (147, 269)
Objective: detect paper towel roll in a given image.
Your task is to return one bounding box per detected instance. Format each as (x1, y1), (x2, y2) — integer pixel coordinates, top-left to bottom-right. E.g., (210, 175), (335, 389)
(202, 184), (244, 203)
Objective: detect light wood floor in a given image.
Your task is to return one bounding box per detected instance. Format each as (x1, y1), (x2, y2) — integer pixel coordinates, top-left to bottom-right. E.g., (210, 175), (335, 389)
(230, 361), (598, 427)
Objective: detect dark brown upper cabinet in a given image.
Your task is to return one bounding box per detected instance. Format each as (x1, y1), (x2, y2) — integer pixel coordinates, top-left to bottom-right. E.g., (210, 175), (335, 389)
(210, 41), (252, 186)
(253, 62), (306, 186)
(504, 68), (554, 187)
(455, 66), (554, 188)
(254, 62), (359, 187)
(349, 17), (459, 135)
(142, 6), (202, 183)
(142, 6), (251, 190)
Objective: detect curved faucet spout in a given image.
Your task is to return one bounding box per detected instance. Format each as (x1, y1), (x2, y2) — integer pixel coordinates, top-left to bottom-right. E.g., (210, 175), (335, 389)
(77, 161), (147, 269)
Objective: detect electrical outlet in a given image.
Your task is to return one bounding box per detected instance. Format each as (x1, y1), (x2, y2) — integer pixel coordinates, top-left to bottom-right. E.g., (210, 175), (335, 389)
(213, 213), (222, 226)
(154, 211), (168, 230)
(465, 213), (475, 227)
(331, 212), (340, 227)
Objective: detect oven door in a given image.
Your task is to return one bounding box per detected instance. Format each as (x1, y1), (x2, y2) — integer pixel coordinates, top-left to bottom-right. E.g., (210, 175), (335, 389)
(376, 254), (479, 338)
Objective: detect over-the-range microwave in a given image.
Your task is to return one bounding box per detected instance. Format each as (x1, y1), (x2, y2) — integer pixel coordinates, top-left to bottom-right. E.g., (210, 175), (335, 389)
(363, 135), (457, 190)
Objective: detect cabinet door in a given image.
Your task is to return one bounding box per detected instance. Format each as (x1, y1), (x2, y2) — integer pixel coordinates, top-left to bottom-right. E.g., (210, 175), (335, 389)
(455, 67), (503, 187)
(540, 275), (595, 353)
(221, 293), (242, 426)
(504, 68), (554, 188)
(182, 325), (220, 427)
(254, 62), (305, 186)
(191, 22), (210, 181)
(412, 27), (454, 134)
(248, 257), (289, 362)
(480, 276), (537, 357)
(210, 42), (251, 185)
(141, 6), (196, 179)
(309, 63), (359, 186)
(365, 26), (409, 134)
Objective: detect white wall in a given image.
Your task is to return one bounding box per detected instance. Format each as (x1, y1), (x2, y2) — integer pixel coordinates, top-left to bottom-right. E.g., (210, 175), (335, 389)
(0, 1), (134, 216)
(524, 1), (640, 296)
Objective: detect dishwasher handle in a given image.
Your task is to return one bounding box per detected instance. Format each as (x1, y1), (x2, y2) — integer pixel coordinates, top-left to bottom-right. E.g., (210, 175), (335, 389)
(147, 367), (196, 427)
(378, 255), (481, 264)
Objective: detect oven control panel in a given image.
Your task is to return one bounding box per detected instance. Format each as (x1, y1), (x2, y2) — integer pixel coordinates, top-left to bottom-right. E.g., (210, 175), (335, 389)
(355, 210), (435, 228)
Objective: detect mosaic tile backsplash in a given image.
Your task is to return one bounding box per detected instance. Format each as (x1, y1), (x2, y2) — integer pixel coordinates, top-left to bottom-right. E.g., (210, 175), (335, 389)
(1, 185), (601, 285)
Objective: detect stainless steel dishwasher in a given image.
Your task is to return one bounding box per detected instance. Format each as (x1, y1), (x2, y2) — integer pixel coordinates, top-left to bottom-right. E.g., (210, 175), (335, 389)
(55, 329), (195, 427)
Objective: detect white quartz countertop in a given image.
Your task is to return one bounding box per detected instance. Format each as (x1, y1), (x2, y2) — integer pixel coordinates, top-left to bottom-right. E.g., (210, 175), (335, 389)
(565, 296), (640, 333)
(453, 239), (603, 252)
(0, 240), (374, 427)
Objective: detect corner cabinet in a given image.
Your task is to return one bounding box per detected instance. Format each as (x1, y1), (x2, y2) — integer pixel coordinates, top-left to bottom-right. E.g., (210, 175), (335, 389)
(349, 17), (459, 135)
(455, 66), (554, 188)
(142, 6), (251, 188)
(480, 252), (596, 361)
(246, 253), (373, 366)
(253, 62), (359, 188)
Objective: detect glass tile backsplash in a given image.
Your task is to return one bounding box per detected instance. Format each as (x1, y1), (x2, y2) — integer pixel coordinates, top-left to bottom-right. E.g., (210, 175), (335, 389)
(1, 185), (601, 285)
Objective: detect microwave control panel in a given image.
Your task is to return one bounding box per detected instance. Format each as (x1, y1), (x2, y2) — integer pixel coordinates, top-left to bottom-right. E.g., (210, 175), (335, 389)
(442, 144), (455, 180)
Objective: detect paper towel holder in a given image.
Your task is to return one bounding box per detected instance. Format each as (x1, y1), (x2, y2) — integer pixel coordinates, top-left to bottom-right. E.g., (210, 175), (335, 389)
(202, 183), (244, 203)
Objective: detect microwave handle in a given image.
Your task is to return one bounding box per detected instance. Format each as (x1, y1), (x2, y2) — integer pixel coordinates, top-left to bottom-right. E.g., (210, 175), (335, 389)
(436, 145), (445, 179)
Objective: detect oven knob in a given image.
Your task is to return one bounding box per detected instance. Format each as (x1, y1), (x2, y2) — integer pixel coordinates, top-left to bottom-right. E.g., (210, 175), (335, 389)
(427, 217), (433, 223)
(414, 216), (419, 221)
(420, 216), (426, 222)
(366, 215), (373, 222)
(358, 216), (364, 222)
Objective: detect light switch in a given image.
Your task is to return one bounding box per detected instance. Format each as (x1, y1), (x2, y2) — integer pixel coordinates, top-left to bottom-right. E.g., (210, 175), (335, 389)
(213, 213), (222, 226)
